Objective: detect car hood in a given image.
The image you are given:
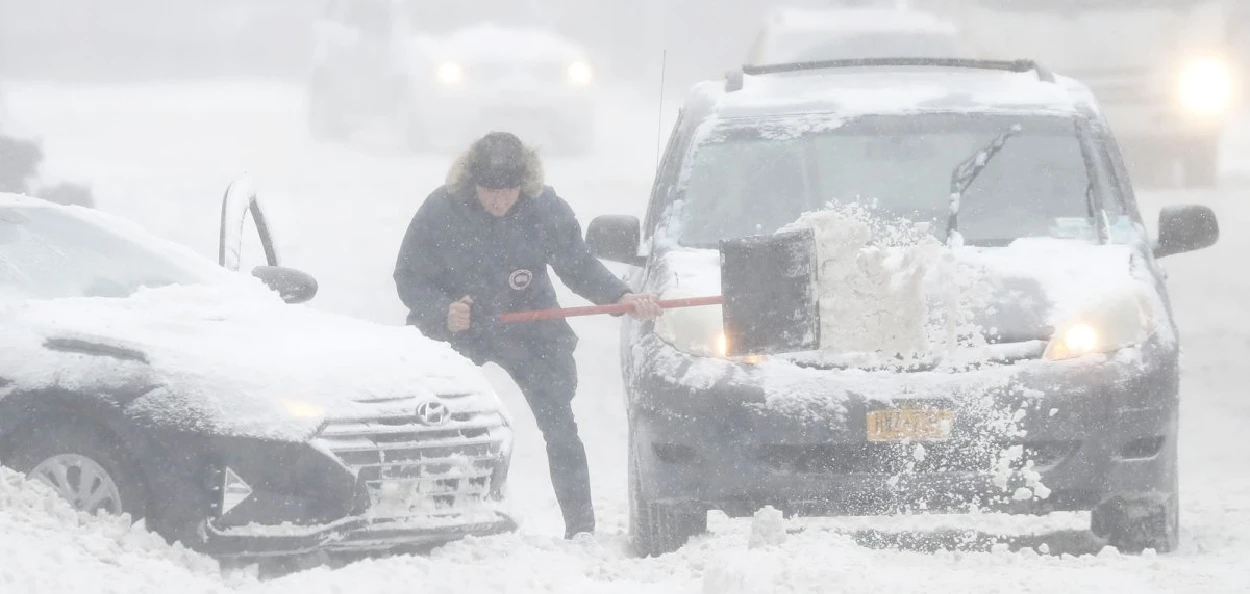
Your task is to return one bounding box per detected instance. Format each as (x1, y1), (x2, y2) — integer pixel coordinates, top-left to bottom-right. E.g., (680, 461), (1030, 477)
(653, 237), (1149, 357)
(0, 284), (500, 441)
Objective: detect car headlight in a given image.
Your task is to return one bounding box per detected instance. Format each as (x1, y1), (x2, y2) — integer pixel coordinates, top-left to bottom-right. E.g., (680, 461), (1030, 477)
(653, 302), (766, 362)
(1043, 291), (1155, 361)
(567, 60), (593, 87)
(437, 61), (464, 85)
(1177, 57), (1233, 115)
(279, 397), (326, 422)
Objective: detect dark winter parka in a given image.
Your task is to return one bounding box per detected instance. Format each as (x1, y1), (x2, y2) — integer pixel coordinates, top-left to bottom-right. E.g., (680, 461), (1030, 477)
(393, 143), (630, 362)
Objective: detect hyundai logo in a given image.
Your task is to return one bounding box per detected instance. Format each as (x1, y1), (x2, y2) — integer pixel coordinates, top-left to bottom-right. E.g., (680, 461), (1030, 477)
(416, 401), (450, 426)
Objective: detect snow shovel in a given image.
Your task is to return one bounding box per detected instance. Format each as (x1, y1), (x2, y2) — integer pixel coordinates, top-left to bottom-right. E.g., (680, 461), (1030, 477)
(497, 228), (821, 357)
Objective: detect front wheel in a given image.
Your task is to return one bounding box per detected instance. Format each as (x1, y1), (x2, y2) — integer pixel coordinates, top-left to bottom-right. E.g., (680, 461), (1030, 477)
(7, 422), (148, 521)
(1090, 439), (1180, 553)
(628, 438), (706, 557)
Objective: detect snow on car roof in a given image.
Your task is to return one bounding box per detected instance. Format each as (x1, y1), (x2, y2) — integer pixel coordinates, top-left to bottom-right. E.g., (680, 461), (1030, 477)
(767, 7), (959, 35)
(694, 68), (1090, 120)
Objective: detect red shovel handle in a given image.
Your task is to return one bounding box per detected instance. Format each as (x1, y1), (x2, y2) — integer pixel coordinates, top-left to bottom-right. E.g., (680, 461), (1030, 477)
(497, 295), (724, 323)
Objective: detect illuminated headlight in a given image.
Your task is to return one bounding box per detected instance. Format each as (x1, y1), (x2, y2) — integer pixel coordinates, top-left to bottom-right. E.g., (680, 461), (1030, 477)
(653, 301), (766, 362)
(567, 60), (593, 87)
(1177, 58), (1233, 115)
(437, 61), (465, 85)
(279, 397), (326, 423)
(1043, 292), (1155, 361)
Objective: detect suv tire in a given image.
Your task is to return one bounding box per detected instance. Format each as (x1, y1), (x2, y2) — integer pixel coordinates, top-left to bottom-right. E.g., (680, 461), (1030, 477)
(628, 441), (706, 557)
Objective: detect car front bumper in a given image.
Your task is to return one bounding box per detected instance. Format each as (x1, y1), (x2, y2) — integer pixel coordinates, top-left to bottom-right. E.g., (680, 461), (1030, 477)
(196, 508), (517, 559)
(159, 409), (517, 559)
(629, 334), (1179, 517)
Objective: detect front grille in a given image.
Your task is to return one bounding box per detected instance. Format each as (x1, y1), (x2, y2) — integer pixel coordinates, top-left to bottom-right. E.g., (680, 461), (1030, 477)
(314, 410), (508, 518)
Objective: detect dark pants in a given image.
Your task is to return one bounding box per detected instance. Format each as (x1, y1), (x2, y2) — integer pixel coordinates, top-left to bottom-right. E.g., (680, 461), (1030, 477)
(475, 342), (594, 538)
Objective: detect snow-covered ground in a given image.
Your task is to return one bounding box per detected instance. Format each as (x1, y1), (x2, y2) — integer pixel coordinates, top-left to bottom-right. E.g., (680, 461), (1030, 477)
(2, 80), (1248, 592)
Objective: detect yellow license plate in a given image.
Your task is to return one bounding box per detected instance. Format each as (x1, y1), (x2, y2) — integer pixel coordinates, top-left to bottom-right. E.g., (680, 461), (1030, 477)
(866, 409), (955, 442)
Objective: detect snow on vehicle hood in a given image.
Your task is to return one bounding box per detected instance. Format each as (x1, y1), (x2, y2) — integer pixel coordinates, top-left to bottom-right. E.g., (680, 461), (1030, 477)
(0, 284), (500, 441)
(652, 237), (1144, 359)
(420, 23), (585, 63)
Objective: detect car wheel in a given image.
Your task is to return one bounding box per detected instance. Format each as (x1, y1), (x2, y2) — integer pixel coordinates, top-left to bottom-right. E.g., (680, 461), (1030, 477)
(628, 437), (706, 557)
(7, 422), (148, 521)
(1090, 442), (1179, 553)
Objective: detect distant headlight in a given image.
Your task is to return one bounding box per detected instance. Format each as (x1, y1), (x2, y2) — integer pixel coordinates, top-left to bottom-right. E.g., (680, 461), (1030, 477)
(437, 61), (465, 85)
(1043, 292), (1155, 361)
(1177, 57), (1233, 115)
(567, 60), (593, 87)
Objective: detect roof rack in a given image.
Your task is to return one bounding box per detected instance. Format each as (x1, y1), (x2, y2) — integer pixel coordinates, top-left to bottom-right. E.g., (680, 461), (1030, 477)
(725, 57), (1056, 91)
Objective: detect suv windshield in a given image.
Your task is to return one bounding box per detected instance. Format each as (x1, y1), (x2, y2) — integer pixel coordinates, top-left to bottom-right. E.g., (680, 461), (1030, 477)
(0, 206), (215, 300)
(406, 0), (550, 32)
(671, 112), (1114, 248)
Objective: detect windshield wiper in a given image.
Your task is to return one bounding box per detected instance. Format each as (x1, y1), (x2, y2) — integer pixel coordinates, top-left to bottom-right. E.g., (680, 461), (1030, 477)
(946, 124), (1022, 244)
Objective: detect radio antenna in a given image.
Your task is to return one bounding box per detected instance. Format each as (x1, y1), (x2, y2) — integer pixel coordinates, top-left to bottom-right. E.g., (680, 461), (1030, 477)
(655, 49), (668, 165)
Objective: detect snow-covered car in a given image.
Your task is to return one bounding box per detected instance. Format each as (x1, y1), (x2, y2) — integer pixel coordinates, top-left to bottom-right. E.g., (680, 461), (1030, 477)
(0, 192), (516, 561)
(746, 5), (969, 64)
(585, 58), (1219, 556)
(307, 0), (597, 154)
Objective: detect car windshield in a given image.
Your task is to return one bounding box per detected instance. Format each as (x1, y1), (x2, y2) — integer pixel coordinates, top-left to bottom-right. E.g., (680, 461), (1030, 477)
(761, 31), (962, 63)
(671, 112), (1114, 248)
(406, 0), (551, 32)
(0, 205), (219, 300)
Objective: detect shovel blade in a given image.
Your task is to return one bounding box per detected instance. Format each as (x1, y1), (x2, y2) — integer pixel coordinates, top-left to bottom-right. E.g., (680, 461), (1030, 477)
(719, 228), (820, 357)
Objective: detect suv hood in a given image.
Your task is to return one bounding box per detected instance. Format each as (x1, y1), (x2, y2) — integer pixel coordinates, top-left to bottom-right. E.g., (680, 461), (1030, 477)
(1, 284), (500, 441)
(654, 238), (1152, 363)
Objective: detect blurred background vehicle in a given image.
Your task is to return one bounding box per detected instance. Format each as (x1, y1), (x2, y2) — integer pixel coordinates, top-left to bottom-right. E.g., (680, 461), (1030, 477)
(935, 0), (1238, 188)
(307, 0), (598, 155)
(746, 4), (969, 64)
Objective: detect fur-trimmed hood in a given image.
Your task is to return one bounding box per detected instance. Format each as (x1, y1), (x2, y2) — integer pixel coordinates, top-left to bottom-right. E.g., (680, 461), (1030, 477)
(445, 142), (546, 198)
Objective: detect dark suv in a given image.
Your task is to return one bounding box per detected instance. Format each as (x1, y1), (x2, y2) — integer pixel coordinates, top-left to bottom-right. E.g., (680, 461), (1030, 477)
(585, 58), (1220, 556)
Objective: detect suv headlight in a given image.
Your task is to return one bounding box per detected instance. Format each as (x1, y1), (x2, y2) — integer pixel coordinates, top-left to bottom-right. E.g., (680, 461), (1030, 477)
(653, 303), (726, 357)
(1178, 57), (1233, 115)
(653, 302), (767, 362)
(437, 61), (465, 85)
(1043, 291), (1155, 361)
(567, 61), (593, 87)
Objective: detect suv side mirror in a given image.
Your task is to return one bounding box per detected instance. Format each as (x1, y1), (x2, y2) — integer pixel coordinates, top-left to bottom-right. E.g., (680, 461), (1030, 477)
(252, 266), (319, 304)
(1154, 204), (1219, 258)
(586, 215), (644, 266)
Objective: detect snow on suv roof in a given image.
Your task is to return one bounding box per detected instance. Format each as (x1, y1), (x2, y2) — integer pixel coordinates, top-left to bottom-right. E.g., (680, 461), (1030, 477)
(767, 7), (959, 35)
(693, 60), (1098, 121)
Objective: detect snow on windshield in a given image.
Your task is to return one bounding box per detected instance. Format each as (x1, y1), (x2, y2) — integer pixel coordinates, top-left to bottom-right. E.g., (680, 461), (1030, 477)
(671, 112), (1107, 249)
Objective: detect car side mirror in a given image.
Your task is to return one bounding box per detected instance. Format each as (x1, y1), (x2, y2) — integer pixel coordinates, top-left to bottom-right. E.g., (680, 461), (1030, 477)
(252, 266), (319, 304)
(586, 215), (644, 266)
(1154, 204), (1219, 258)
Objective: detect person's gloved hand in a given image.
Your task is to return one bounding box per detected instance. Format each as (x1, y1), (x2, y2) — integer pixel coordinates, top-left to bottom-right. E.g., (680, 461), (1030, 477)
(619, 293), (663, 321)
(448, 296), (473, 333)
